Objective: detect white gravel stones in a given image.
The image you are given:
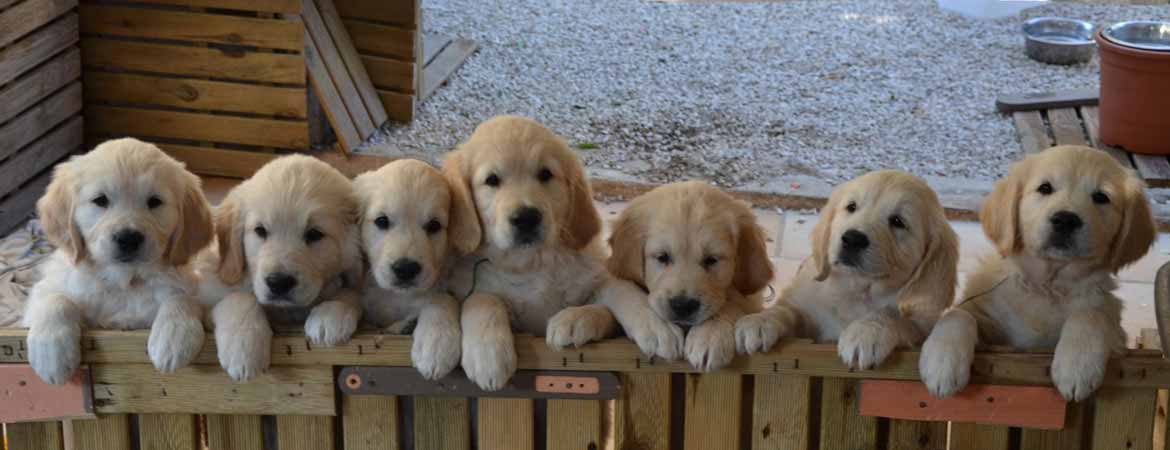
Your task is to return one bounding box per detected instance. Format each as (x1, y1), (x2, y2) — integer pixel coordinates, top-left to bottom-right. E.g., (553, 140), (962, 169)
(360, 0), (1166, 188)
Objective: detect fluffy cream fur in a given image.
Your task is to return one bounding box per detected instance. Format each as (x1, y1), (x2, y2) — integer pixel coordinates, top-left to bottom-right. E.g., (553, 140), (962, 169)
(737, 170), (958, 370)
(920, 146), (1155, 401)
(24, 138), (213, 384)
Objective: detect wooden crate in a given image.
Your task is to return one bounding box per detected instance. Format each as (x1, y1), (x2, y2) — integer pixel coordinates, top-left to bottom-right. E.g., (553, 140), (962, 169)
(3, 328), (1170, 450)
(79, 0), (311, 155)
(0, 0), (84, 234)
(335, 0), (418, 122)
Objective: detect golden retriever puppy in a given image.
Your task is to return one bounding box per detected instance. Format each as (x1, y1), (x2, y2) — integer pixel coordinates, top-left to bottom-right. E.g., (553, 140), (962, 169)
(23, 138), (213, 384)
(737, 170), (958, 370)
(443, 115), (679, 390)
(195, 155), (363, 381)
(920, 146), (1155, 401)
(353, 159), (480, 379)
(607, 181), (773, 371)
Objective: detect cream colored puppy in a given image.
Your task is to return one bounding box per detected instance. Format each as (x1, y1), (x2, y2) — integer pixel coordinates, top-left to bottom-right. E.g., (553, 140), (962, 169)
(608, 182), (773, 371)
(737, 170), (958, 369)
(196, 155), (363, 381)
(443, 115), (677, 390)
(920, 146), (1154, 401)
(354, 159), (480, 379)
(24, 138), (213, 384)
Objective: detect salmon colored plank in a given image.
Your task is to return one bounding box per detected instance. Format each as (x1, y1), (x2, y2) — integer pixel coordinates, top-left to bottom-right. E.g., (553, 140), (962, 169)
(858, 380), (1066, 430)
(0, 365), (93, 422)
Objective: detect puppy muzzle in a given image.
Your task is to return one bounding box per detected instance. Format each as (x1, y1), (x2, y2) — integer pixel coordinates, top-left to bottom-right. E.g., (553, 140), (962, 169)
(836, 229), (870, 269)
(509, 206), (545, 246)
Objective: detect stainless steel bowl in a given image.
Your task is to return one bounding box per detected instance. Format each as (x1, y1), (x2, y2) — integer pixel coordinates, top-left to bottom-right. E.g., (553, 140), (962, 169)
(1103, 21), (1170, 52)
(1023, 17), (1096, 65)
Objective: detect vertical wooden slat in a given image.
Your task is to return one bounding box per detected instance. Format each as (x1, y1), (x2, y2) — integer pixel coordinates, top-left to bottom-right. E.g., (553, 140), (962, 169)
(752, 374), (811, 450)
(1013, 110), (1053, 154)
(887, 420), (947, 450)
(343, 395), (400, 450)
(277, 415), (335, 450)
(72, 414), (133, 450)
(205, 414), (264, 450)
(138, 414), (198, 450)
(414, 397), (470, 450)
(614, 373), (671, 450)
(1092, 388), (1158, 450)
(5, 421), (64, 450)
(948, 423), (1012, 450)
(819, 378), (876, 450)
(1046, 107), (1089, 146)
(1155, 390), (1168, 450)
(1078, 106), (1134, 168)
(547, 399), (604, 450)
(683, 373), (742, 450)
(1021, 402), (1085, 450)
(479, 398), (534, 450)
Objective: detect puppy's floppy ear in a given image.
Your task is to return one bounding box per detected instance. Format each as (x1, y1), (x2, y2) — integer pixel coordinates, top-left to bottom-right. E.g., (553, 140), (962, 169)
(214, 195), (246, 285)
(897, 210), (959, 331)
(38, 162), (87, 264)
(560, 151), (602, 250)
(732, 205), (774, 296)
(810, 193), (840, 281)
(607, 199), (647, 288)
(445, 161), (482, 255)
(981, 164), (1025, 256)
(166, 171), (214, 266)
(1108, 176), (1156, 272)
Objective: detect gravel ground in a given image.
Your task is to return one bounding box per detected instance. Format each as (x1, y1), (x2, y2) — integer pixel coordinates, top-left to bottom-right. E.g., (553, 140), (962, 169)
(361, 0), (1167, 189)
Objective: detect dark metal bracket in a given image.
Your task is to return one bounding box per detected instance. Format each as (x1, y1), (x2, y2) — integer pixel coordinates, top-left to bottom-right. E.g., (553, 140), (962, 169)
(338, 367), (622, 400)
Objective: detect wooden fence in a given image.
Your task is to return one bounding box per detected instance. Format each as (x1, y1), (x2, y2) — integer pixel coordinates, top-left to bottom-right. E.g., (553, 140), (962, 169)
(2, 329), (1169, 450)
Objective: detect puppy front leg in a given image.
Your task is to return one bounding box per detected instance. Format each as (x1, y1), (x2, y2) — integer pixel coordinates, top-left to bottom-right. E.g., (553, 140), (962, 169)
(838, 308), (919, 370)
(24, 292), (83, 384)
(919, 307), (978, 397)
(592, 278), (684, 360)
(685, 303), (744, 372)
(211, 293), (272, 382)
(305, 288), (362, 346)
(460, 293), (516, 391)
(735, 302), (800, 354)
(1052, 309), (1117, 402)
(412, 292), (461, 380)
(148, 294), (206, 373)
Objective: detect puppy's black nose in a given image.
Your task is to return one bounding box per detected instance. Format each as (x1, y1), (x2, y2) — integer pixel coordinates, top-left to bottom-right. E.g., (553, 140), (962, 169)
(113, 229), (144, 255)
(1050, 211), (1083, 234)
(392, 258), (422, 282)
(265, 273), (298, 296)
(841, 229), (869, 252)
(668, 296), (701, 319)
(509, 207), (543, 233)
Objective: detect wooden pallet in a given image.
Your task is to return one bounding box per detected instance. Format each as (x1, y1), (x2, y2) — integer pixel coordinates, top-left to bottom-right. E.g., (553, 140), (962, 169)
(336, 0), (418, 122)
(1012, 106), (1170, 187)
(419, 33), (477, 102)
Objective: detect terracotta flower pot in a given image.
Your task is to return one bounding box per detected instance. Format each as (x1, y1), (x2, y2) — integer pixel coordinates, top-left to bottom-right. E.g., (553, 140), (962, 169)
(1096, 29), (1170, 155)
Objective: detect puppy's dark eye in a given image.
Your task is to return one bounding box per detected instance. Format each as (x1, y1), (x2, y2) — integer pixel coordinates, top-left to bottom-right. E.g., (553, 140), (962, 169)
(845, 201), (857, 213)
(655, 252), (672, 265)
(1092, 191), (1110, 205)
(485, 173), (500, 187)
(147, 196), (163, 209)
(423, 219), (443, 235)
(537, 168), (554, 183)
(304, 228), (324, 244)
(254, 226), (268, 239)
(93, 194), (109, 208)
(889, 215), (907, 229)
(374, 215), (391, 230)
(701, 256), (719, 268)
(1037, 182), (1054, 195)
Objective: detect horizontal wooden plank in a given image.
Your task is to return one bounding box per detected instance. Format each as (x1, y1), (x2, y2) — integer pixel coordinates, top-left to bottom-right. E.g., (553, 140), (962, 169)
(0, 13), (79, 86)
(0, 163), (53, 234)
(116, 0), (299, 13)
(159, 144), (278, 179)
(858, 380), (1066, 429)
(83, 39), (304, 85)
(343, 19), (414, 60)
(0, 0), (75, 48)
(0, 116), (83, 197)
(0, 82), (82, 160)
(362, 54), (414, 93)
(86, 105), (309, 149)
(377, 90), (413, 122)
(84, 72), (307, 118)
(0, 46), (80, 124)
(332, 0), (415, 28)
(1133, 155), (1170, 187)
(92, 364), (334, 415)
(80, 4), (303, 50)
